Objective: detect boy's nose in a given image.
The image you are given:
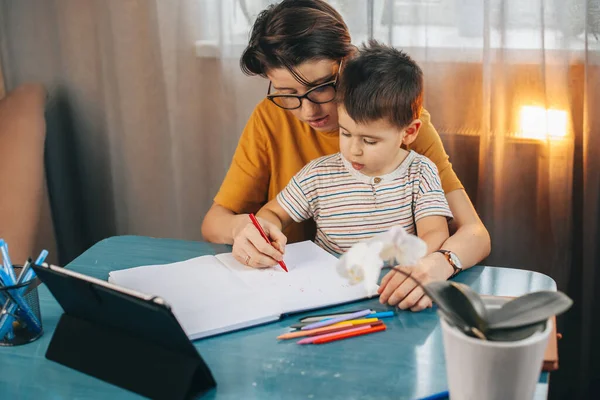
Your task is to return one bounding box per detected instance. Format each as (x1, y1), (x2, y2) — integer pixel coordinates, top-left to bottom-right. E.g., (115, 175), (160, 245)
(350, 141), (363, 156)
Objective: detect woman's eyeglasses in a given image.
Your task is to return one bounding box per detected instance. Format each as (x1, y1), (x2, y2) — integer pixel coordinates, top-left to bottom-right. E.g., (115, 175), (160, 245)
(266, 60), (342, 110)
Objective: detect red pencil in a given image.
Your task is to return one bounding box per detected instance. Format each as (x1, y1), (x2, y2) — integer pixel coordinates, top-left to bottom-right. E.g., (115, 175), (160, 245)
(312, 323), (387, 344)
(249, 213), (288, 272)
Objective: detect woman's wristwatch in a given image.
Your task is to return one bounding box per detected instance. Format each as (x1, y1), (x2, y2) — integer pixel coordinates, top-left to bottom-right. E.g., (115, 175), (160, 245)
(435, 250), (463, 278)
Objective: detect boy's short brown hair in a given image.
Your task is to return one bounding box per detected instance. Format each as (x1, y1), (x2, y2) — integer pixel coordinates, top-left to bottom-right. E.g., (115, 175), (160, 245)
(337, 40), (424, 129)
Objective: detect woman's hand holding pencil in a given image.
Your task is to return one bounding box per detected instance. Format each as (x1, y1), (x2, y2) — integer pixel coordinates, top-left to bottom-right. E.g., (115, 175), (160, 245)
(231, 213), (288, 270)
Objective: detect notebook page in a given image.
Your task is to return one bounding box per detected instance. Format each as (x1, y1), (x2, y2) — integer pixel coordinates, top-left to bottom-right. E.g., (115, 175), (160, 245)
(215, 241), (371, 314)
(108, 255), (282, 340)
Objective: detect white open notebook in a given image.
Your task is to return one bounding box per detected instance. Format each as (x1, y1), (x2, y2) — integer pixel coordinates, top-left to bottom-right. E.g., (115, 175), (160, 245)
(108, 241), (372, 340)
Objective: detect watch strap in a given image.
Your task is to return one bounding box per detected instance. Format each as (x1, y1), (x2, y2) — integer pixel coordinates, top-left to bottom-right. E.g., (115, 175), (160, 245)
(436, 249), (461, 278)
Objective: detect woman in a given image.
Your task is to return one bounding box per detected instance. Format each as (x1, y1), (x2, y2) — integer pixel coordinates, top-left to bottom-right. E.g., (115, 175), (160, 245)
(201, 0), (490, 311)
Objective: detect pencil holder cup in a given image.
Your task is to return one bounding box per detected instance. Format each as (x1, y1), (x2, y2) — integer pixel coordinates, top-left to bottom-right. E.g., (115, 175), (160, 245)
(0, 266), (43, 346)
(440, 298), (552, 400)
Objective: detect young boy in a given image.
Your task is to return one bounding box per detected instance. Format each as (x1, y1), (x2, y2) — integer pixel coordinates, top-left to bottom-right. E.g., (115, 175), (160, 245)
(256, 41), (452, 257)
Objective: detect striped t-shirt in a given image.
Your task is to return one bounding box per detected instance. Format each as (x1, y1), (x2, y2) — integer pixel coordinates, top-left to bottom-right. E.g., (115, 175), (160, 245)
(277, 151), (453, 256)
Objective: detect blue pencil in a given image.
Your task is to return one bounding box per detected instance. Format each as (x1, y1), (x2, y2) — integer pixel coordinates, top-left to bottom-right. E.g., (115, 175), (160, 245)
(368, 311), (395, 319)
(417, 390), (449, 400)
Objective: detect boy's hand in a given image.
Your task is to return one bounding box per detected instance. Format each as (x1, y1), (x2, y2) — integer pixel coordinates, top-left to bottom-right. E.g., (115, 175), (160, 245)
(377, 252), (453, 312)
(232, 216), (287, 269)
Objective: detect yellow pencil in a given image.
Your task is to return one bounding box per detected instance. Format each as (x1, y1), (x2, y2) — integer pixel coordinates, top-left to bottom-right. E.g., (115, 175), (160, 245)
(335, 318), (378, 326)
(277, 318), (379, 340)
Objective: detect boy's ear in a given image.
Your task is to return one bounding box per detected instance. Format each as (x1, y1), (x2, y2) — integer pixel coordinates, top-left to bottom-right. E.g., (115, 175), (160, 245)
(402, 119), (422, 146)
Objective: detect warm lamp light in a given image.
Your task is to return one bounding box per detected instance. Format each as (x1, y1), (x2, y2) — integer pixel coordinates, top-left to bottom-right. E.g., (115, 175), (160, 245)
(518, 106), (568, 140)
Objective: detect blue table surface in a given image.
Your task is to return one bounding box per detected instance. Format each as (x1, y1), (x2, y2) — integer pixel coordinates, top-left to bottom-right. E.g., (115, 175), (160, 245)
(0, 236), (556, 399)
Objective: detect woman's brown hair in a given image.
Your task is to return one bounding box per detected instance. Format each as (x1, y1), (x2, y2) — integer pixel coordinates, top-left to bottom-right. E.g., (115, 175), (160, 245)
(240, 0), (353, 86)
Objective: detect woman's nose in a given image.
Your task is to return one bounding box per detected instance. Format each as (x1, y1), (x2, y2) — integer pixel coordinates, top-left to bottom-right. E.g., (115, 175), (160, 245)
(301, 99), (319, 116)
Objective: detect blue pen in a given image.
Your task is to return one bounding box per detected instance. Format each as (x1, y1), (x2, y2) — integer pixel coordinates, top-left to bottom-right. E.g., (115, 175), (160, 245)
(0, 252), (38, 340)
(368, 311), (395, 319)
(0, 299), (14, 341)
(0, 267), (11, 286)
(34, 249), (49, 266)
(417, 390), (449, 400)
(0, 255), (44, 340)
(0, 268), (10, 305)
(16, 249), (48, 285)
(0, 243), (18, 306)
(0, 257), (27, 341)
(0, 288), (41, 340)
(2, 249), (43, 306)
(0, 240), (16, 284)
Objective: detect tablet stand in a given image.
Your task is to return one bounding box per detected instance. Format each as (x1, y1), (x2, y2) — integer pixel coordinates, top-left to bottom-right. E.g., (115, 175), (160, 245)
(46, 313), (216, 399)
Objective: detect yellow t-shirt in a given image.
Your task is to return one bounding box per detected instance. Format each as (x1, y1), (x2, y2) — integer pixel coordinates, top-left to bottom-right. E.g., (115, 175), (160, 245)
(214, 98), (463, 244)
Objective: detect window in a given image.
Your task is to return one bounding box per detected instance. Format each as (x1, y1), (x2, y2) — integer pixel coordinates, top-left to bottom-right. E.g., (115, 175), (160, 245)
(195, 0), (279, 58)
(195, 0), (600, 61)
(367, 0), (599, 61)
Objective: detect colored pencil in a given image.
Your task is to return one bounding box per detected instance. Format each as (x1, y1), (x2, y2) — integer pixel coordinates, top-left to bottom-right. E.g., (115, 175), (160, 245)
(299, 309), (375, 323)
(297, 324), (376, 345)
(278, 322), (354, 340)
(367, 311), (395, 319)
(301, 309), (372, 330)
(312, 324), (386, 344)
(290, 317), (378, 330)
(278, 319), (380, 340)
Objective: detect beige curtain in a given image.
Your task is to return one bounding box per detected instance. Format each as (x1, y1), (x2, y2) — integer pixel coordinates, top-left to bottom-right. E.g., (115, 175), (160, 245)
(0, 59), (5, 99)
(0, 0), (268, 261)
(1, 1), (599, 396)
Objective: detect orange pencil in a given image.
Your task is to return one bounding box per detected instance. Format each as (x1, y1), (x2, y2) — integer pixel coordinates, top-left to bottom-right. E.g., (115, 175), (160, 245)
(249, 213), (288, 272)
(295, 322), (384, 345)
(297, 324), (373, 344)
(278, 322), (353, 340)
(312, 324), (387, 344)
